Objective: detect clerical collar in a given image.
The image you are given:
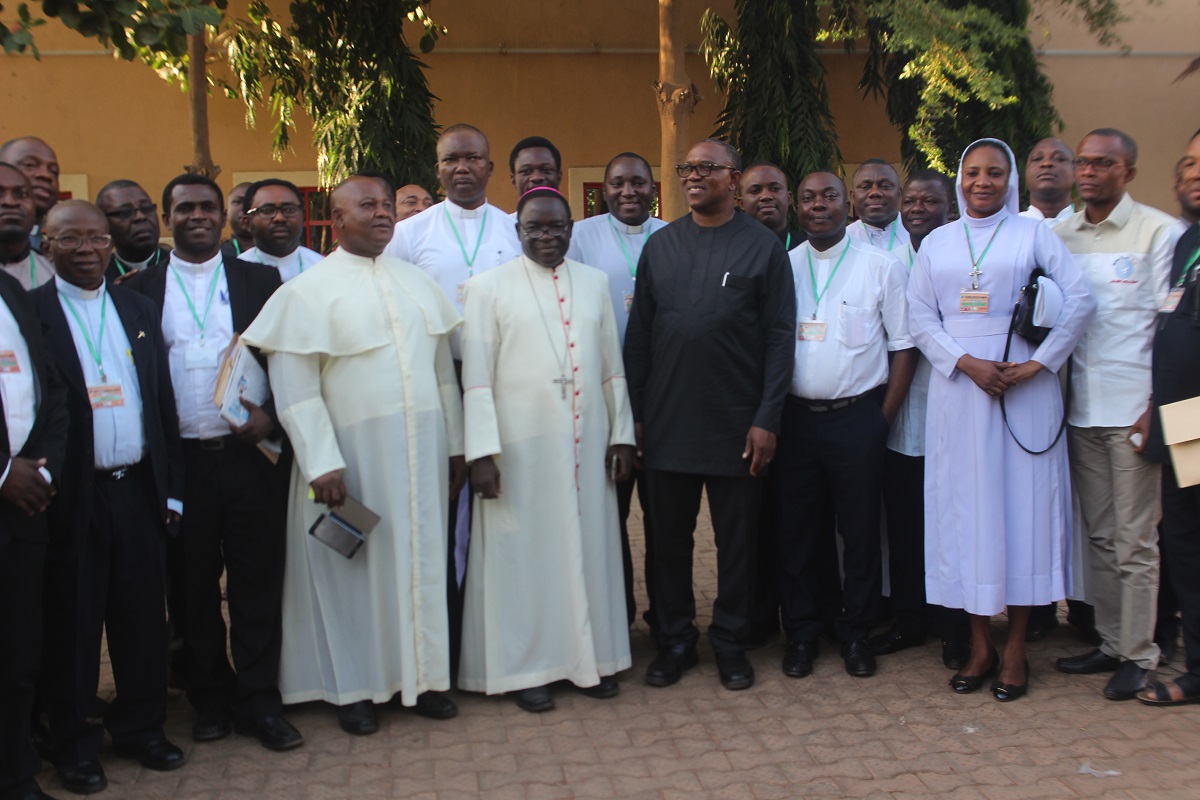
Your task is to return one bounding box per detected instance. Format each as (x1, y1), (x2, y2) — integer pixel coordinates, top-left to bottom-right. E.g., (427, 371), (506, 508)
(54, 273), (106, 301)
(331, 247), (384, 267)
(447, 200), (486, 220)
(115, 250), (157, 273)
(521, 254), (565, 273)
(808, 234), (849, 259)
(170, 251), (223, 273)
(249, 247), (298, 266)
(612, 215), (646, 235)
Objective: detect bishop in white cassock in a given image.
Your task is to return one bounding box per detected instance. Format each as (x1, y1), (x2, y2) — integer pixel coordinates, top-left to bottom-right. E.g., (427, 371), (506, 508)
(240, 176), (466, 735)
(459, 187), (636, 713)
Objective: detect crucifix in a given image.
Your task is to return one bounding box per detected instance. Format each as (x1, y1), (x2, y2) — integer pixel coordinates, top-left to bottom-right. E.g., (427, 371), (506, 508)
(553, 374), (574, 399)
(969, 265), (982, 290)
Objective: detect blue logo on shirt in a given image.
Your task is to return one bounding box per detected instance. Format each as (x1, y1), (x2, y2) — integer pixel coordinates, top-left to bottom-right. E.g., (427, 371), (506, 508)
(1113, 256), (1134, 279)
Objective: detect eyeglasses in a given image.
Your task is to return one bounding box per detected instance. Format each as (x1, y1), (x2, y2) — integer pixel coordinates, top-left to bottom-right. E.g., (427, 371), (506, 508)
(675, 162), (735, 178)
(520, 223), (569, 240)
(246, 203), (304, 219)
(47, 235), (113, 250)
(104, 203), (157, 221)
(1073, 157), (1123, 172)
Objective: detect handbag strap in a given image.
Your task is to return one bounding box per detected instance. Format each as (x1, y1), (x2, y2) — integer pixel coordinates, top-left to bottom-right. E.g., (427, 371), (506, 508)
(1000, 302), (1071, 455)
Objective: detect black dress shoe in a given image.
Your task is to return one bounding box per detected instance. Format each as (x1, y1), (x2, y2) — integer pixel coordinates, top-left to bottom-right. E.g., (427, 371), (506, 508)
(644, 644), (698, 687)
(192, 709), (232, 742)
(113, 736), (186, 771)
(413, 691), (459, 720)
(577, 676), (620, 699)
(840, 639), (876, 677)
(514, 685), (555, 713)
(55, 761), (107, 795)
(335, 701), (378, 736)
(236, 714), (305, 749)
(991, 660), (1030, 702)
(715, 651), (755, 690)
(1104, 661), (1153, 701)
(782, 640), (819, 678)
(950, 648), (999, 694)
(1056, 648), (1120, 675)
(868, 627), (927, 656)
(941, 638), (970, 671)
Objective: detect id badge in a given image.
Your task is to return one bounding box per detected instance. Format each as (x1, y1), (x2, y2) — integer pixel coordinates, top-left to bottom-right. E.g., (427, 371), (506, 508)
(88, 384), (125, 409)
(184, 345), (220, 371)
(960, 291), (989, 314)
(0, 349), (20, 373)
(1162, 288), (1185, 313)
(456, 281), (467, 305)
(798, 320), (827, 342)
(623, 291), (634, 314)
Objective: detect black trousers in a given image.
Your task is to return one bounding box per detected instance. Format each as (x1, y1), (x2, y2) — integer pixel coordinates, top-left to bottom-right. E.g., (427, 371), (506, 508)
(616, 467), (653, 628)
(776, 396), (886, 643)
(0, 536), (45, 800)
(645, 469), (762, 653)
(1161, 462), (1200, 680)
(176, 440), (286, 720)
(39, 463), (168, 766)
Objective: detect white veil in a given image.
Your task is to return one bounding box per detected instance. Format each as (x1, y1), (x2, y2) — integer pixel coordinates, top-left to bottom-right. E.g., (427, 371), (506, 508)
(955, 138), (1021, 218)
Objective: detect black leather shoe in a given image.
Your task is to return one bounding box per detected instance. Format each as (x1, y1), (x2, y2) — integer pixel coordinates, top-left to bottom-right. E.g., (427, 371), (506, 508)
(715, 651), (755, 690)
(55, 762), (106, 795)
(192, 709), (231, 742)
(514, 685), (555, 713)
(113, 736), (186, 771)
(577, 676), (620, 699)
(335, 702), (378, 736)
(782, 640), (818, 678)
(941, 639), (970, 671)
(236, 714), (305, 750)
(950, 648), (999, 694)
(1104, 661), (1153, 701)
(1056, 648), (1120, 675)
(413, 691), (459, 720)
(869, 627), (927, 656)
(644, 644), (699, 687)
(841, 639), (876, 677)
(991, 660), (1030, 702)
(14, 787), (60, 800)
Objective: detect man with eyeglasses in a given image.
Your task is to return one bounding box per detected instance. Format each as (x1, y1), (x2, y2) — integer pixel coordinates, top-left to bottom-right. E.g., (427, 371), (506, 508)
(1054, 128), (1186, 701)
(236, 179), (322, 283)
(0, 163), (56, 290)
(123, 173), (302, 751)
(30, 201), (185, 793)
(1019, 138), (1076, 225)
(96, 181), (170, 282)
(624, 139), (796, 691)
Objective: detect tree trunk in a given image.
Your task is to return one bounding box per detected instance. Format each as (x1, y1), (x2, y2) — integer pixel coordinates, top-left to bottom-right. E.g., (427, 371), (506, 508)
(185, 29), (220, 179)
(656, 0), (698, 221)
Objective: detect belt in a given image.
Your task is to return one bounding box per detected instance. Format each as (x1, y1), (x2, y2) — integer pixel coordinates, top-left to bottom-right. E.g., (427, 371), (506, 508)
(183, 435), (236, 451)
(95, 460), (144, 481)
(790, 390), (875, 413)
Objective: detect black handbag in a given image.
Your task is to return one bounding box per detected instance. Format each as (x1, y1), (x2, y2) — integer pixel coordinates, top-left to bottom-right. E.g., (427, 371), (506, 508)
(1000, 266), (1070, 455)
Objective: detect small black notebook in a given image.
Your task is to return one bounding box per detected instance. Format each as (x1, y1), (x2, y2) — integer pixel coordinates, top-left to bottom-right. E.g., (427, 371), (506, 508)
(308, 495), (382, 558)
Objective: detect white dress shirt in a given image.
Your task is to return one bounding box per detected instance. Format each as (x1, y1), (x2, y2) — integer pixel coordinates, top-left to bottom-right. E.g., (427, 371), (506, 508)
(1055, 193), (1185, 427)
(1, 291), (37, 487)
(1020, 204), (1075, 226)
(386, 199), (522, 358)
(566, 212), (668, 344)
(162, 252), (235, 439)
(2, 251), (56, 291)
(239, 245), (323, 283)
(789, 236), (913, 401)
(847, 217), (911, 255)
(55, 276), (146, 468)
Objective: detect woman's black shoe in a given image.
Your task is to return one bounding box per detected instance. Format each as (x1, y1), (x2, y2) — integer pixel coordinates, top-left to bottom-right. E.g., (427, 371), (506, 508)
(991, 660), (1030, 702)
(949, 648), (998, 694)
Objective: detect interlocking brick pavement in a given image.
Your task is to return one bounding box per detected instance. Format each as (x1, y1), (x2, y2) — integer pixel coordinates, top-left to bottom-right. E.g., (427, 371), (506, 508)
(45, 500), (1200, 799)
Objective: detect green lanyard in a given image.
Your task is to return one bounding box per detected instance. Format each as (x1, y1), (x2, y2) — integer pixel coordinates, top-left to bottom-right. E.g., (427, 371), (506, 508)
(785, 232), (792, 250)
(444, 205), (487, 273)
(886, 224), (897, 252)
(60, 290), (110, 382)
(115, 248), (162, 277)
(1176, 244), (1200, 287)
(29, 252), (37, 288)
(170, 264), (223, 343)
(608, 216), (652, 279)
(963, 218), (1005, 290)
(805, 240), (851, 319)
(232, 238), (242, 256)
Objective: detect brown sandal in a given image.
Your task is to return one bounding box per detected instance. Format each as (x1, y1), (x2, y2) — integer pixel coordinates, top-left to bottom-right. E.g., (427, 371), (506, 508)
(1137, 678), (1200, 706)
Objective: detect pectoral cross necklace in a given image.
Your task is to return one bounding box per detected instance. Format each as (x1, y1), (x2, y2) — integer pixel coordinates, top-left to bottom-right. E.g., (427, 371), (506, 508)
(522, 257), (575, 399)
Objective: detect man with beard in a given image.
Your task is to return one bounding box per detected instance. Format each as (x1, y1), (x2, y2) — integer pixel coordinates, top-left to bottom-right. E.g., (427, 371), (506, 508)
(0, 164), (55, 290)
(1020, 138), (1076, 225)
(237, 179), (322, 283)
(96, 181), (170, 281)
(0, 137), (59, 253)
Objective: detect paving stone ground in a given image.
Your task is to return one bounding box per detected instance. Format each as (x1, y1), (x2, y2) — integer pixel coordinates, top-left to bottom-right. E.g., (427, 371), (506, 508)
(49, 499), (1200, 799)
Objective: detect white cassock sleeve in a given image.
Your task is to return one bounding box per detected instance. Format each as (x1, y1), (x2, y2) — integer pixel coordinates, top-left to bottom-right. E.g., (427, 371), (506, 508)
(267, 351), (347, 483)
(596, 273), (636, 448)
(460, 279), (502, 463)
(436, 335), (465, 458)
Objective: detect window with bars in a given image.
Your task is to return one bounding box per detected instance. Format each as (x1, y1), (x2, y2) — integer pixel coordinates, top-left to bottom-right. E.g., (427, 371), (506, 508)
(582, 182), (662, 219)
(299, 186), (336, 254)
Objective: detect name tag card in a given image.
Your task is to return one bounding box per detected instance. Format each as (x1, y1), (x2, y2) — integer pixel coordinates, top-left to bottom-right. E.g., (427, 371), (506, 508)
(960, 291), (989, 314)
(1163, 288), (1185, 314)
(623, 291), (634, 314)
(0, 349), (20, 373)
(88, 384), (125, 409)
(184, 345), (221, 371)
(798, 320), (827, 342)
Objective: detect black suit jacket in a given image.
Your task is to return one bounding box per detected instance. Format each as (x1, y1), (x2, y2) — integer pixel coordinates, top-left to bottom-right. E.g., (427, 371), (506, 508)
(104, 245), (171, 284)
(0, 271), (69, 546)
(30, 279), (185, 558)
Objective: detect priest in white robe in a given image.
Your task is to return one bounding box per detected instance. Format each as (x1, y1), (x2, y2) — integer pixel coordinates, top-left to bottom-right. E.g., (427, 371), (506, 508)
(459, 186), (636, 713)
(240, 175), (467, 736)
